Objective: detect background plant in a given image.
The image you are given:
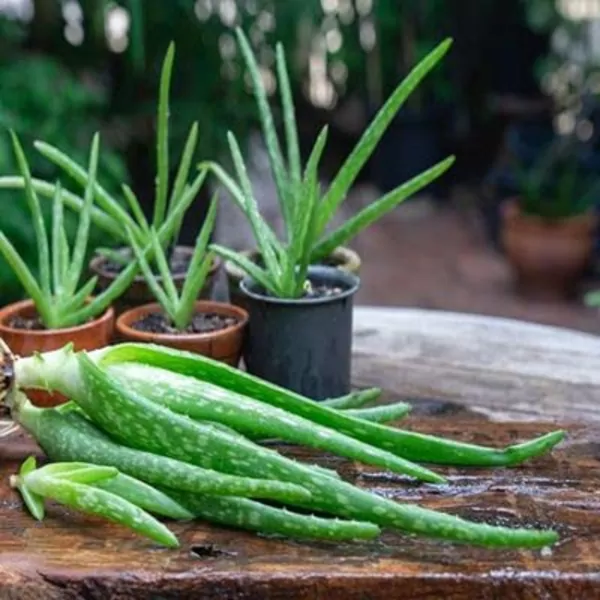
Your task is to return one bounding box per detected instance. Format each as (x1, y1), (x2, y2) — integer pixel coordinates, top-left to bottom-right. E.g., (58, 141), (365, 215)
(207, 28), (454, 298)
(522, 0), (600, 161)
(367, 0), (455, 110)
(129, 194), (218, 331)
(514, 136), (600, 220)
(0, 133), (140, 329)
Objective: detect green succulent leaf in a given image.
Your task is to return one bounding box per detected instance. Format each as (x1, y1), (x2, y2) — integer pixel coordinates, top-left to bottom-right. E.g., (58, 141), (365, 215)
(312, 156), (455, 261)
(315, 38), (453, 237)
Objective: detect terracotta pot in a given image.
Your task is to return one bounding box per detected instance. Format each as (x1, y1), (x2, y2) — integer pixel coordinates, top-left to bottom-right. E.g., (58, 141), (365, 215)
(225, 246), (361, 308)
(89, 246), (221, 316)
(501, 198), (598, 300)
(0, 299), (114, 407)
(115, 301), (248, 366)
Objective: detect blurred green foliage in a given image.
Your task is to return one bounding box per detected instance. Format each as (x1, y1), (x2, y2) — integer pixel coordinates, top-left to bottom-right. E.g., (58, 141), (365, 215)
(369, 0), (454, 108)
(516, 137), (600, 219)
(0, 20), (129, 302)
(523, 0), (597, 112)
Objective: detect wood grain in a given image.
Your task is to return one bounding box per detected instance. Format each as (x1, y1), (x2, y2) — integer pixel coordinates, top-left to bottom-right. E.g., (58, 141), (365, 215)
(0, 418), (599, 600)
(1, 307), (600, 598)
(353, 307), (600, 423)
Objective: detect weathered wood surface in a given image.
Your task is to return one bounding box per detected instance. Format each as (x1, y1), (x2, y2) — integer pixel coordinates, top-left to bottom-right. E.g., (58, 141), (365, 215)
(1, 308), (600, 599)
(353, 306), (600, 423)
(1, 419), (599, 599)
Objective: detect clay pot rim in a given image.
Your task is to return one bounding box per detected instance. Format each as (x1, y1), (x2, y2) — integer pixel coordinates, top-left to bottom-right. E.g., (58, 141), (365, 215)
(224, 246), (361, 279)
(90, 245), (222, 283)
(240, 265), (360, 307)
(116, 300), (249, 343)
(0, 299), (114, 337)
(504, 197), (598, 227)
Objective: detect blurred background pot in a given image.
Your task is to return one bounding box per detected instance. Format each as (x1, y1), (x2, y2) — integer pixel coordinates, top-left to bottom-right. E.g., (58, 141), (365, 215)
(501, 198), (597, 300)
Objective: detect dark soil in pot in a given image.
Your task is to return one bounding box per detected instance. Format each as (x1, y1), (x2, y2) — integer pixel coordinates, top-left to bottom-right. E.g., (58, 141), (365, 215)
(240, 265), (359, 400)
(100, 249), (191, 276)
(115, 301), (248, 366)
(7, 314), (58, 330)
(226, 246), (361, 308)
(131, 312), (239, 335)
(6, 314), (94, 330)
(90, 246), (221, 316)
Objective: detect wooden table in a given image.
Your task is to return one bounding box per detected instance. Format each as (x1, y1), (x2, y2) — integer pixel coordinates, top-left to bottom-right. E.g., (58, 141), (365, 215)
(1, 307), (600, 599)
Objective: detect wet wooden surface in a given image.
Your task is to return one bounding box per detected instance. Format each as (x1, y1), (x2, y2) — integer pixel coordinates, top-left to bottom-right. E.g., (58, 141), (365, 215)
(1, 308), (600, 599)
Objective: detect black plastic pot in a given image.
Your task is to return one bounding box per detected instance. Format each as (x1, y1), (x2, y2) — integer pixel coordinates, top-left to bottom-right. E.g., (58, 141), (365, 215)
(240, 266), (360, 400)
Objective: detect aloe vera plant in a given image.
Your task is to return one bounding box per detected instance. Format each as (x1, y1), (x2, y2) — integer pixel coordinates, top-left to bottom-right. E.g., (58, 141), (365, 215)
(0, 133), (141, 329)
(205, 28), (455, 298)
(0, 42), (206, 267)
(127, 193), (219, 330)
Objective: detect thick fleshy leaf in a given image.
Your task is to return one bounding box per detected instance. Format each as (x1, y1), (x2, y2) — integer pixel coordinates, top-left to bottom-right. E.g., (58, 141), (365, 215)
(235, 28), (291, 232)
(311, 156), (455, 261)
(0, 176), (122, 239)
(65, 133), (100, 296)
(51, 182), (65, 296)
(33, 140), (137, 232)
(315, 38), (453, 236)
(226, 132), (282, 282)
(210, 243), (280, 296)
(153, 42), (175, 227)
(11, 132), (51, 296)
(0, 233), (50, 324)
(169, 122), (199, 213)
(276, 42), (301, 189)
(121, 183), (149, 238)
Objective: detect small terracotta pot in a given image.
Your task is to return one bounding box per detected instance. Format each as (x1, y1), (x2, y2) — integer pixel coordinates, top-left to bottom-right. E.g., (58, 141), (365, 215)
(501, 198), (598, 300)
(89, 246), (221, 316)
(115, 301), (248, 366)
(225, 246), (361, 308)
(0, 299), (114, 407)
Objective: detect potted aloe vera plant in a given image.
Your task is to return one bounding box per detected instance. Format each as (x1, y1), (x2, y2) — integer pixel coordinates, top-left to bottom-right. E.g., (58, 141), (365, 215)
(220, 31), (453, 308)
(0, 133), (142, 406)
(204, 30), (455, 399)
(0, 44), (219, 316)
(115, 194), (248, 365)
